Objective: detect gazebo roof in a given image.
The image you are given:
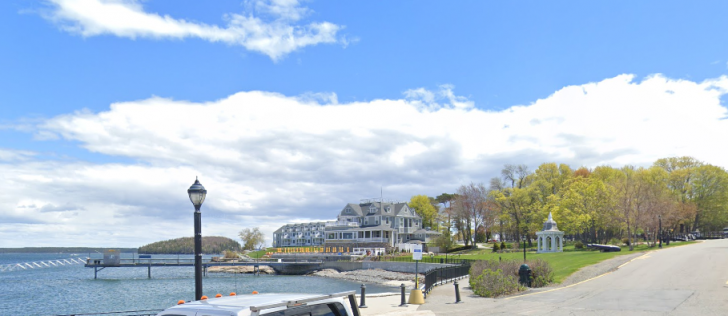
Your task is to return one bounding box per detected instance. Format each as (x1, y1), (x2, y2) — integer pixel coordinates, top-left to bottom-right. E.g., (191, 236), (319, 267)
(542, 212), (560, 231)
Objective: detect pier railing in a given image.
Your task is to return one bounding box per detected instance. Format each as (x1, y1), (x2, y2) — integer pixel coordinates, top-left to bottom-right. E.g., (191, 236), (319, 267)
(85, 257), (294, 266)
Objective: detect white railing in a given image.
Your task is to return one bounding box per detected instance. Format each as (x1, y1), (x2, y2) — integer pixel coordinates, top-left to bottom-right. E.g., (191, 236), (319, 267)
(326, 221), (360, 227)
(396, 243), (419, 252)
(0, 258), (86, 272)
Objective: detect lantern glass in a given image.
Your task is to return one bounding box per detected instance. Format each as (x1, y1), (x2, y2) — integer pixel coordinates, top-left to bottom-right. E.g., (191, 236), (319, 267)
(188, 178), (207, 208)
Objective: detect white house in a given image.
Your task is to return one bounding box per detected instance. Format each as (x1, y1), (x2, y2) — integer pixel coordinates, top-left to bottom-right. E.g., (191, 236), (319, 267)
(272, 199), (440, 248)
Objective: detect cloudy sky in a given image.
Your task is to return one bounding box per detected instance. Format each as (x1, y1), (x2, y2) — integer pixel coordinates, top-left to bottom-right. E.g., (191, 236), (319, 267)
(2, 0), (728, 248)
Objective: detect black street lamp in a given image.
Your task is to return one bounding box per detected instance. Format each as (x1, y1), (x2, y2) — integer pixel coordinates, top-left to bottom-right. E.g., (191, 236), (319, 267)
(522, 233), (527, 262)
(658, 215), (662, 249)
(188, 177), (207, 301)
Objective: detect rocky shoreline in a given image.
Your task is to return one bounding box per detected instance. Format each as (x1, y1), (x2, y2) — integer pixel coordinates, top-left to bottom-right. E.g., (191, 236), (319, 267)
(207, 265), (422, 288)
(207, 265), (276, 274)
(307, 269), (423, 288)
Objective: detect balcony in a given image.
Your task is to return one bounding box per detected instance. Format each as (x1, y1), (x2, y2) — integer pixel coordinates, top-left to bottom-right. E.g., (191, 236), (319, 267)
(326, 221), (360, 227)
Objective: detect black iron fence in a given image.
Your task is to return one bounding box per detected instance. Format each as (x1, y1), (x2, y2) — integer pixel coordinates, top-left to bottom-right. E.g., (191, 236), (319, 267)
(377, 256), (476, 265)
(422, 261), (471, 297)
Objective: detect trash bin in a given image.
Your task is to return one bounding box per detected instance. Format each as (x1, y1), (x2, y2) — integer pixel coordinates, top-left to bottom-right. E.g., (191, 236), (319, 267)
(518, 264), (532, 287)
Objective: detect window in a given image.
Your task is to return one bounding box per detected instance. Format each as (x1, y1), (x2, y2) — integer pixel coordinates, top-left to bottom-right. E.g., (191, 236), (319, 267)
(385, 206), (391, 213)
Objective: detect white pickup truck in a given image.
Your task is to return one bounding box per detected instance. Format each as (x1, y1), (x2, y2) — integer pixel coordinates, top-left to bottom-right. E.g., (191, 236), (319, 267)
(155, 291), (361, 316)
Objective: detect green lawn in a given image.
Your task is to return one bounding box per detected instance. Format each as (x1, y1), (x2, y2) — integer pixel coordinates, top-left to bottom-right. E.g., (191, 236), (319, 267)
(246, 248), (272, 259)
(437, 241), (696, 283)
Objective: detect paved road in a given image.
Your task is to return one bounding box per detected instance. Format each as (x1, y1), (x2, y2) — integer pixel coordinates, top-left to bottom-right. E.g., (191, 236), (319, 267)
(419, 239), (728, 315)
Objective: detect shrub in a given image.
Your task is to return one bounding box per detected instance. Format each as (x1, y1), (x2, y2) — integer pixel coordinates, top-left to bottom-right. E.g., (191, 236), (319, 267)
(492, 243), (500, 252)
(469, 258), (554, 296)
(608, 238), (621, 245)
(512, 242), (521, 250)
(527, 258), (554, 288)
(574, 241), (584, 249)
(223, 250), (239, 259)
(500, 241), (506, 250)
(470, 268), (524, 297)
(447, 245), (477, 253)
(621, 238), (630, 246)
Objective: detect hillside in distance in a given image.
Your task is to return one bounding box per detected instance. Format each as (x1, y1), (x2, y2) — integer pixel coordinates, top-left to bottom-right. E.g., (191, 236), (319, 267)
(138, 236), (241, 254)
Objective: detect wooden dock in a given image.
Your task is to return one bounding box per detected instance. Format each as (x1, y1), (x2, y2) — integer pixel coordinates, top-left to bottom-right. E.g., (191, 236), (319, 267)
(84, 258), (323, 279)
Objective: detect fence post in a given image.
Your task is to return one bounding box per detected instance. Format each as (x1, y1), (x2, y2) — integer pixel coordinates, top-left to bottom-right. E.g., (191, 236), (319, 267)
(359, 284), (367, 308)
(399, 283), (408, 307)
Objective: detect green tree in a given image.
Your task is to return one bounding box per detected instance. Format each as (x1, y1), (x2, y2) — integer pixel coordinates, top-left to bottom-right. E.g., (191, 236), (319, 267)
(432, 232), (454, 252)
(409, 195), (439, 229)
(436, 193), (458, 234)
(238, 227), (265, 251)
(558, 175), (614, 242)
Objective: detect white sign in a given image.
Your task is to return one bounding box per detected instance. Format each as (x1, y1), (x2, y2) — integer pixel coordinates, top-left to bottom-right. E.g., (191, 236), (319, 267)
(412, 245), (423, 260)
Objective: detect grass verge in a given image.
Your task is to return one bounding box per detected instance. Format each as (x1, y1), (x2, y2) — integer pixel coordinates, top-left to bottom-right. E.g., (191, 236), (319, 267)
(437, 241), (695, 283)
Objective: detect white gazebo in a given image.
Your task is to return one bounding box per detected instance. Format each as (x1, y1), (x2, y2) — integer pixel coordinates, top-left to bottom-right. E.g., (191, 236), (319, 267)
(536, 212), (564, 253)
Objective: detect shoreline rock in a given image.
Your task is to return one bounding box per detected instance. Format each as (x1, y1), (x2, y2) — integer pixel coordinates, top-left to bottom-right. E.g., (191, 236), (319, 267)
(207, 265), (275, 274)
(307, 268), (423, 288)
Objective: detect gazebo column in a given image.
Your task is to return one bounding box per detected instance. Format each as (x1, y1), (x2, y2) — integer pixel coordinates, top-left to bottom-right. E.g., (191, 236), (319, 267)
(540, 235), (544, 252)
(536, 235), (540, 252)
(559, 235), (564, 251)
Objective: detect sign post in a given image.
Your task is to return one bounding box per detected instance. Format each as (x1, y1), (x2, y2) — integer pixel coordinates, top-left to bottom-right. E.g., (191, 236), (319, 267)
(409, 245), (425, 304)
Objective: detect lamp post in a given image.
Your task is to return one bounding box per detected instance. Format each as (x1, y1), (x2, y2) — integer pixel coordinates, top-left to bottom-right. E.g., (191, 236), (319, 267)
(658, 215), (662, 249)
(522, 233), (527, 262)
(188, 177), (207, 301)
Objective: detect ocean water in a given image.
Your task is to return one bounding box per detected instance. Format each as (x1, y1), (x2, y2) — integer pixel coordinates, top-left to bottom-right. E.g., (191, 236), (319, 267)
(0, 253), (397, 316)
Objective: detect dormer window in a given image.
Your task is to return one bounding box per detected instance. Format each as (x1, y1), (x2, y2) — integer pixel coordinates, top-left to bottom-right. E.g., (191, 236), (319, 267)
(385, 207), (391, 213)
(368, 206), (376, 214)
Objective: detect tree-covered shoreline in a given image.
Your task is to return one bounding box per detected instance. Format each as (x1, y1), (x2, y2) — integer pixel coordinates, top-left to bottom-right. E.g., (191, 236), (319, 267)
(138, 236), (241, 254)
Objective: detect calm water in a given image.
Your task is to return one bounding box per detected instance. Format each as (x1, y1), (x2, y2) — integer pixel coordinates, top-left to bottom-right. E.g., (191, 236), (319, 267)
(0, 253), (397, 316)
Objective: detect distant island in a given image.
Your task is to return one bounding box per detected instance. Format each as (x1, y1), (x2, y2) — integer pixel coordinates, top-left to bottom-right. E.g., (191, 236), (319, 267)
(138, 236), (241, 254)
(0, 247), (137, 254)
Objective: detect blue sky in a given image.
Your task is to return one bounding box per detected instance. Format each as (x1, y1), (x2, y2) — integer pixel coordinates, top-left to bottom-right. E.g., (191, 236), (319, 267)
(1, 0), (727, 247)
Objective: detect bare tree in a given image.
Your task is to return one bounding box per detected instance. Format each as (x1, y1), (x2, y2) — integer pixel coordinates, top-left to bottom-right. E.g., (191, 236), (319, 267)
(454, 183), (492, 248)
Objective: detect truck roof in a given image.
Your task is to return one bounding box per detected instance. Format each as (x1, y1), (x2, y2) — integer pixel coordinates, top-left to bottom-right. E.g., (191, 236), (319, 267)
(158, 291), (356, 316)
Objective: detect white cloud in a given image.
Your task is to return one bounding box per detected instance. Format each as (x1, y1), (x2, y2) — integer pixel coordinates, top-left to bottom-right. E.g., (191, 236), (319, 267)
(2, 74), (728, 247)
(42, 0), (345, 61)
(0, 149), (36, 162)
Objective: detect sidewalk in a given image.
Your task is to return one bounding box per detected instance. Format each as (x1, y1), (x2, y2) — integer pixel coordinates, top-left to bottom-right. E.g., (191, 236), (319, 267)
(358, 292), (431, 316)
(358, 277), (481, 316)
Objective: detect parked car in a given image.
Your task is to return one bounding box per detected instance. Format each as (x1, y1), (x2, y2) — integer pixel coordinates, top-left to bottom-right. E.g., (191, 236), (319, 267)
(156, 291), (361, 316)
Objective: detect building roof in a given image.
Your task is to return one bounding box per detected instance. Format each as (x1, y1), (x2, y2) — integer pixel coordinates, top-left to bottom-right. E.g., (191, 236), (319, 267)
(339, 201), (416, 218)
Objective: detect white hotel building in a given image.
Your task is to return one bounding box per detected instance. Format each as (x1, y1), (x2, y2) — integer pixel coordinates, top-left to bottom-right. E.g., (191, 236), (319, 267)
(272, 200), (440, 249)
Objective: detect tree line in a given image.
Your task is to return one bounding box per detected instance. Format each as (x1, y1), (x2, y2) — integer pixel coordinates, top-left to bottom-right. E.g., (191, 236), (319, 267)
(138, 236), (241, 254)
(410, 157), (728, 251)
